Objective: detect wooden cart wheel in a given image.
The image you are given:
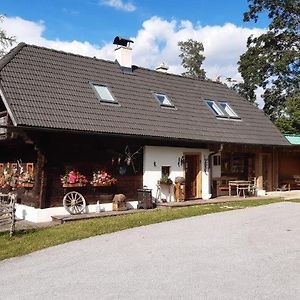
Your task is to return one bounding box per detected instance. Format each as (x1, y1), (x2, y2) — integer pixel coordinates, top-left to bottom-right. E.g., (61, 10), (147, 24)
(63, 191), (86, 215)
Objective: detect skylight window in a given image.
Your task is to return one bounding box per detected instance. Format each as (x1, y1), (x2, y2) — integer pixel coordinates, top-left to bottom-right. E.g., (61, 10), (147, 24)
(219, 102), (239, 118)
(205, 100), (240, 120)
(92, 83), (117, 104)
(154, 93), (174, 108)
(206, 100), (225, 117)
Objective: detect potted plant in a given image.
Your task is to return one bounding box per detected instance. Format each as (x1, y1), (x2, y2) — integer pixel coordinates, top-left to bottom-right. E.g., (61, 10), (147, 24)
(0, 167), (18, 189)
(159, 175), (173, 185)
(18, 172), (34, 188)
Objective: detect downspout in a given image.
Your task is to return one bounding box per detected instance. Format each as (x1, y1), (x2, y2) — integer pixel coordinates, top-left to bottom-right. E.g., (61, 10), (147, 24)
(208, 143), (224, 197)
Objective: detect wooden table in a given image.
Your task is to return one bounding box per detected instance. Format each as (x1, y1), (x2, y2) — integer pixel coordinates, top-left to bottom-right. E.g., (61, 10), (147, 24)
(229, 181), (251, 197)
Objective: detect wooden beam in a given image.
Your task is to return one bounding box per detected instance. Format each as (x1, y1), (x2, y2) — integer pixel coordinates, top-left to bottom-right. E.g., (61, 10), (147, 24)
(255, 152), (263, 190)
(272, 148), (279, 190)
(34, 150), (47, 209)
(267, 154), (273, 191)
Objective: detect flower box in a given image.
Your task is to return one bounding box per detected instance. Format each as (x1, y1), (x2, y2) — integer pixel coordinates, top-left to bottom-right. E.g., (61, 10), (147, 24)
(61, 170), (89, 188)
(91, 170), (117, 187)
(21, 183), (34, 188)
(63, 183), (86, 188)
(92, 182), (112, 187)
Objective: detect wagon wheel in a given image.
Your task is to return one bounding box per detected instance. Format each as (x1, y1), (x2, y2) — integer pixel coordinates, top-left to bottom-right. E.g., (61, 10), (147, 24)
(63, 191), (86, 215)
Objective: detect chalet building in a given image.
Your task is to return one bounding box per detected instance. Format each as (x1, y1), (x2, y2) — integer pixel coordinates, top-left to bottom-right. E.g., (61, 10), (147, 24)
(0, 38), (296, 222)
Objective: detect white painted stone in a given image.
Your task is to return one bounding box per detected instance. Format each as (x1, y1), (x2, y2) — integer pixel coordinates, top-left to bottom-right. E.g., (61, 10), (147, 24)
(256, 189), (267, 196)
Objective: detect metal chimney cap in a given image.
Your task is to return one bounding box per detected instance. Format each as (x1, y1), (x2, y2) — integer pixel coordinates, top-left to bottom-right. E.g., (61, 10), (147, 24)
(113, 36), (134, 47)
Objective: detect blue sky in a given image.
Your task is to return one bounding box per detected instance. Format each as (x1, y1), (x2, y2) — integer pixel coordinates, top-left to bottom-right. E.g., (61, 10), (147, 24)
(1, 0), (267, 45)
(0, 0), (267, 103)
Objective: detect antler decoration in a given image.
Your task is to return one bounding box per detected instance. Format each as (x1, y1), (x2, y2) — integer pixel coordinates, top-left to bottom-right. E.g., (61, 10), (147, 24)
(124, 145), (142, 173)
(17, 159), (24, 174)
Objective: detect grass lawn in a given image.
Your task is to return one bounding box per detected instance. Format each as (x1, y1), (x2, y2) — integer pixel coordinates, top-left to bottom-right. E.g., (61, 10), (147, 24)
(0, 198), (299, 261)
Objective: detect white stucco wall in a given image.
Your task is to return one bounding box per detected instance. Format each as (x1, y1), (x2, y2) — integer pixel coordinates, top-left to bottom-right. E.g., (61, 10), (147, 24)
(143, 146), (211, 201)
(15, 201), (138, 223)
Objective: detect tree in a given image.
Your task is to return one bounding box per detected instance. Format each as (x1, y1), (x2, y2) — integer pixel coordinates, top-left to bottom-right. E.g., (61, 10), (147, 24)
(178, 39), (206, 79)
(275, 93), (300, 134)
(226, 79), (257, 104)
(238, 0), (300, 123)
(0, 15), (15, 57)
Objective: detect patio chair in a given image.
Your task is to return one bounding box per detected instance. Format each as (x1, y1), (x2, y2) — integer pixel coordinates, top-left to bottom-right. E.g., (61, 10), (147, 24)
(276, 184), (288, 192)
(248, 177), (257, 196)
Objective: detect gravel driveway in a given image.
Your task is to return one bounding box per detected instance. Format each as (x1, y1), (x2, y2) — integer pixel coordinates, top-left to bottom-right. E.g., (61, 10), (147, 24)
(0, 201), (299, 300)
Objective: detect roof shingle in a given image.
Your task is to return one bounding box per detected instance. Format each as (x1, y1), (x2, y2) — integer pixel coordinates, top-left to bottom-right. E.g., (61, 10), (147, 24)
(0, 43), (289, 146)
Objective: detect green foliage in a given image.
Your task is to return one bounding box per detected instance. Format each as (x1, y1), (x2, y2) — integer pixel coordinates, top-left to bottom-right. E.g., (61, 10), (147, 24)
(275, 93), (300, 134)
(178, 39), (206, 79)
(238, 0), (300, 123)
(0, 15), (15, 57)
(228, 80), (257, 103)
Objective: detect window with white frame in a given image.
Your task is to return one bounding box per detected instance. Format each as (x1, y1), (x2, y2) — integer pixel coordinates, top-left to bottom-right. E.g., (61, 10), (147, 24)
(0, 114), (7, 134)
(91, 83), (118, 104)
(213, 155), (221, 166)
(154, 93), (175, 108)
(205, 100), (225, 117)
(205, 100), (240, 120)
(219, 102), (239, 118)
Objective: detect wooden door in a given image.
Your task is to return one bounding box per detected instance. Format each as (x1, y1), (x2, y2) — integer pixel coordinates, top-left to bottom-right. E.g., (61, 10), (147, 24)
(185, 155), (200, 199)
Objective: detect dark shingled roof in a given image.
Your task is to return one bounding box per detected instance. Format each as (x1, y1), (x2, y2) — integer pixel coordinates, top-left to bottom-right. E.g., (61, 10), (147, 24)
(0, 43), (289, 146)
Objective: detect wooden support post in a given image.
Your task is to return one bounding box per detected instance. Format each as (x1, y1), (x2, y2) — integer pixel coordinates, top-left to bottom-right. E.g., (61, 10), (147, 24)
(10, 197), (16, 237)
(34, 150), (47, 209)
(255, 152), (263, 190)
(272, 148), (279, 190)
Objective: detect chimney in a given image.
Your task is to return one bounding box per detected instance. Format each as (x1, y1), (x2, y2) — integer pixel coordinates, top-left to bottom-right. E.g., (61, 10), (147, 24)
(113, 36), (134, 69)
(156, 63), (169, 73)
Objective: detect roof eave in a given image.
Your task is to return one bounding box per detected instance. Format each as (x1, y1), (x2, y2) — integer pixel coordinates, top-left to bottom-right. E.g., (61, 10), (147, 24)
(5, 124), (291, 147)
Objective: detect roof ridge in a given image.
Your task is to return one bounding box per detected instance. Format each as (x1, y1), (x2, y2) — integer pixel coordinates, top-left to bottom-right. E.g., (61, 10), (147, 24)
(8, 43), (224, 86)
(22, 43), (118, 66)
(138, 65), (222, 85)
(0, 42), (26, 71)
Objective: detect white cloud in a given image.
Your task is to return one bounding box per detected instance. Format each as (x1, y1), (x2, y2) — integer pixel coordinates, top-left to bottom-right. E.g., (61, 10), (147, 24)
(1, 16), (115, 60)
(130, 17), (265, 82)
(100, 0), (136, 12)
(2, 16), (265, 89)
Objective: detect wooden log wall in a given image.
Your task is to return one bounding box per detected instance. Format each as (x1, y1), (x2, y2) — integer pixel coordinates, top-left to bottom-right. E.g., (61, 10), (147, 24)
(278, 149), (300, 189)
(0, 139), (41, 207)
(41, 133), (144, 207)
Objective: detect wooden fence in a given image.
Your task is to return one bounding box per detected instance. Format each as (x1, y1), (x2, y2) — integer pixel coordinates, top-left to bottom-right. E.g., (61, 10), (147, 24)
(0, 193), (16, 236)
